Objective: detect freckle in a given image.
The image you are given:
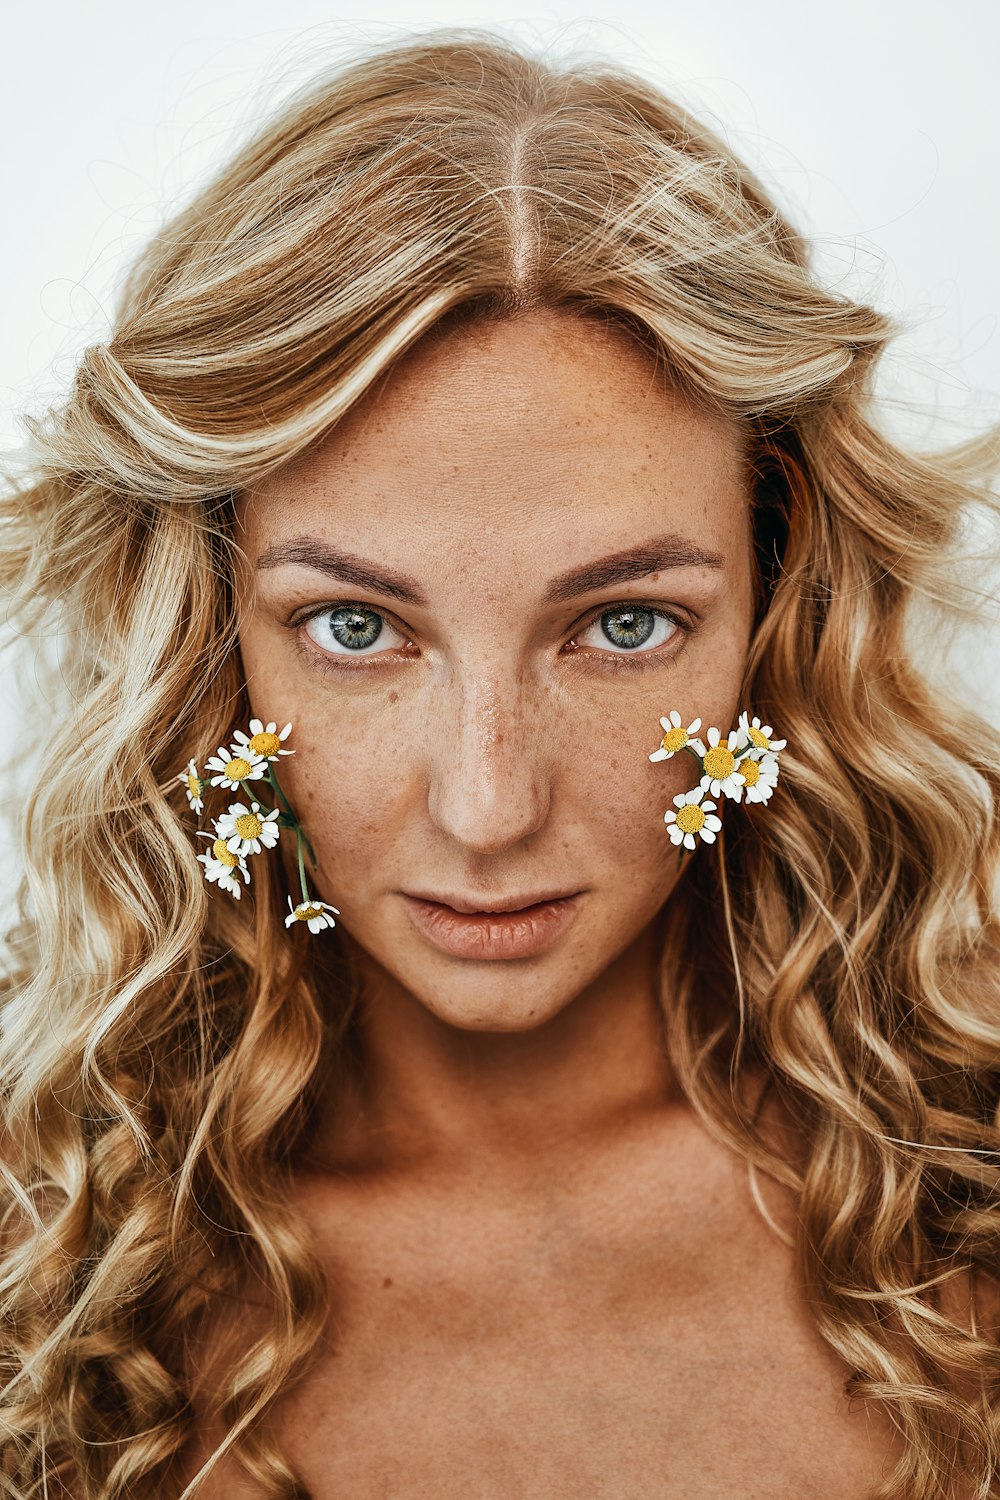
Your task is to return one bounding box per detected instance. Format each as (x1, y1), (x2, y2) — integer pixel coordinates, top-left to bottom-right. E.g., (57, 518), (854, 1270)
(388, 690), (399, 704)
(382, 1277), (393, 1289)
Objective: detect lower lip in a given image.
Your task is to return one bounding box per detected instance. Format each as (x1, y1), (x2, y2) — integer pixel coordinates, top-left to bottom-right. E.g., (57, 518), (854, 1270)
(400, 894), (582, 960)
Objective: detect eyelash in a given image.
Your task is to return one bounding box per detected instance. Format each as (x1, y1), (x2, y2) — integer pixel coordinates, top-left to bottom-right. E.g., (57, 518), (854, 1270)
(292, 600), (693, 673)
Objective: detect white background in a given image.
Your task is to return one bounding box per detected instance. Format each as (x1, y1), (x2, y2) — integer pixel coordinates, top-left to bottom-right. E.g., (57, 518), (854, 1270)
(2, 0), (999, 919)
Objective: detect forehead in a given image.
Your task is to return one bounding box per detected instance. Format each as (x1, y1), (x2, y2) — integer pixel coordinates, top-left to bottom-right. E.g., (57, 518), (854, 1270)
(238, 310), (749, 566)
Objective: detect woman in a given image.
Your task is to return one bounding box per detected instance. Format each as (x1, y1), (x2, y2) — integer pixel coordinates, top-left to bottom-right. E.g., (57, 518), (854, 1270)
(1, 27), (999, 1500)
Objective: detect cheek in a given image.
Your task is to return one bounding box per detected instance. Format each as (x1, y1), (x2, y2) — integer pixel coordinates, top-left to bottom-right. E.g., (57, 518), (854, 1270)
(261, 696), (406, 879)
(583, 719), (708, 895)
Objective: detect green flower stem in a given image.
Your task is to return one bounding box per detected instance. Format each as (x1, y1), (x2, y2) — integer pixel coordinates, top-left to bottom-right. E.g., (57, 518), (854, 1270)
(296, 828), (309, 903)
(264, 765), (294, 817)
(264, 765), (317, 866)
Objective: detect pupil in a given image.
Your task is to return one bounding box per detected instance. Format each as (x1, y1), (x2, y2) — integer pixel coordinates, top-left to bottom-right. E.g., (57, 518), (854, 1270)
(601, 607), (655, 649)
(330, 606), (382, 650)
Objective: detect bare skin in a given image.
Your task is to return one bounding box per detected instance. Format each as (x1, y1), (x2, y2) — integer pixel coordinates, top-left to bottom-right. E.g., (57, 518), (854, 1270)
(175, 309), (909, 1496)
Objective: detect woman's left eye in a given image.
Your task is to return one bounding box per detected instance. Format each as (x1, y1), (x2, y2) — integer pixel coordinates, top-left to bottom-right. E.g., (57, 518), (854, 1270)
(575, 605), (684, 655)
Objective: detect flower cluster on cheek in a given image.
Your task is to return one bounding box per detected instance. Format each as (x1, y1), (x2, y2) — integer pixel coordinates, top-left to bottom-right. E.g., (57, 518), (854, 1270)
(177, 719), (339, 934)
(649, 709), (787, 856)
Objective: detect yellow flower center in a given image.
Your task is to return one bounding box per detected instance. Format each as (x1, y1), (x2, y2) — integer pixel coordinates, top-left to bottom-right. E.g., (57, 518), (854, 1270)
(235, 813), (263, 840)
(748, 726), (769, 748)
(212, 839), (240, 867)
(186, 774), (201, 798)
(224, 756), (253, 781)
(740, 757), (761, 787)
(675, 804), (705, 834)
(660, 727), (688, 752)
(249, 730), (282, 757)
(295, 904), (323, 922)
(703, 745), (735, 780)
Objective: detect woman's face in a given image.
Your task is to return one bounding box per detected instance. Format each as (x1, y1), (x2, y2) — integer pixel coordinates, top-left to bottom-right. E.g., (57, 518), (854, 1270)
(234, 308), (756, 1032)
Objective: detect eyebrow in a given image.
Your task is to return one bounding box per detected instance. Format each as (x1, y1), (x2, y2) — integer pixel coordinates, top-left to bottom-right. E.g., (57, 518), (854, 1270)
(542, 534), (725, 603)
(254, 532), (725, 607)
(255, 538), (431, 607)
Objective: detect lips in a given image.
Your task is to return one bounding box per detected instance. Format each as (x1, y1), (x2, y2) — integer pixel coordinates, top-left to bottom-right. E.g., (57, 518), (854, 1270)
(404, 891), (579, 914)
(399, 892), (582, 960)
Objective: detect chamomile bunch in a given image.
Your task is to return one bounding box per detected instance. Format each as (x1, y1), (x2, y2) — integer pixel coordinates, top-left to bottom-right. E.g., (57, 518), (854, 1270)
(648, 709), (786, 857)
(177, 719), (339, 933)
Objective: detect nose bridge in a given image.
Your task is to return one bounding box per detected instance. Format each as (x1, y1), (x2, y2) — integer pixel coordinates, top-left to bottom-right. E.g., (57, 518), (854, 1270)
(425, 660), (550, 851)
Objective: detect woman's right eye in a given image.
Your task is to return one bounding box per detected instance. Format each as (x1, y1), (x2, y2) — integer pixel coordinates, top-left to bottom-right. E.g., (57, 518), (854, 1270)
(302, 605), (408, 657)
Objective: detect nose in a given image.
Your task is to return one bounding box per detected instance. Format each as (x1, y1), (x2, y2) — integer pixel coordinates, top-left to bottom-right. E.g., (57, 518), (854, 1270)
(424, 673), (551, 853)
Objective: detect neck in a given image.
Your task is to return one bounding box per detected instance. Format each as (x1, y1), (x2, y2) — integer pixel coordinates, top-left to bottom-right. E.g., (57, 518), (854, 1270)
(301, 916), (682, 1179)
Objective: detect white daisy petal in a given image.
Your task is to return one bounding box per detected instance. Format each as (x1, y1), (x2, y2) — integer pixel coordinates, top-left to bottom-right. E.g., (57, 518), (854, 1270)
(239, 718), (295, 761)
(663, 785), (724, 851)
(734, 748), (781, 805)
(651, 707), (704, 761)
(215, 800), (281, 858)
(284, 895), (340, 933)
(178, 759), (205, 813)
(738, 711), (787, 756)
(205, 745), (267, 791)
(196, 835), (251, 899)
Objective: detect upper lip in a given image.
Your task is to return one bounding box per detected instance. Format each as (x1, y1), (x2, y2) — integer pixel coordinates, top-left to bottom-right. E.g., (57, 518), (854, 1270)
(403, 891), (580, 914)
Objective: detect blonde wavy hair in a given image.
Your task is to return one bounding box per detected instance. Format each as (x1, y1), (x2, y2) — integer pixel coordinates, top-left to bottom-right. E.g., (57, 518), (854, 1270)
(2, 26), (1000, 1500)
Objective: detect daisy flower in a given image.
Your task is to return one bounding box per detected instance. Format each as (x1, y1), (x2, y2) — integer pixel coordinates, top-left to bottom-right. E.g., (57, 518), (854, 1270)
(178, 759), (204, 814)
(215, 801), (281, 858)
(196, 835), (251, 899)
(205, 744), (268, 792)
(231, 719), (294, 763)
(284, 896), (340, 934)
(649, 710), (706, 762)
(664, 788), (723, 850)
(737, 712), (787, 757)
(733, 749), (781, 805)
(699, 725), (749, 802)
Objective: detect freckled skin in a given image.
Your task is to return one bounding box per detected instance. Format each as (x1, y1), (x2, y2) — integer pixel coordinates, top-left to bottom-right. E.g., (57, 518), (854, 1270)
(178, 311), (914, 1499)
(233, 307), (756, 1166)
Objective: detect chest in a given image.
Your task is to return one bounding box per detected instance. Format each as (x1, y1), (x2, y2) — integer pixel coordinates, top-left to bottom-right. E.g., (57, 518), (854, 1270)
(279, 1267), (901, 1498)
(185, 1156), (906, 1499)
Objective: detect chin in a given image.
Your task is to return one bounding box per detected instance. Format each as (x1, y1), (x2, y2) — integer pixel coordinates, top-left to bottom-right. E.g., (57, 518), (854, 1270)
(415, 974), (572, 1033)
